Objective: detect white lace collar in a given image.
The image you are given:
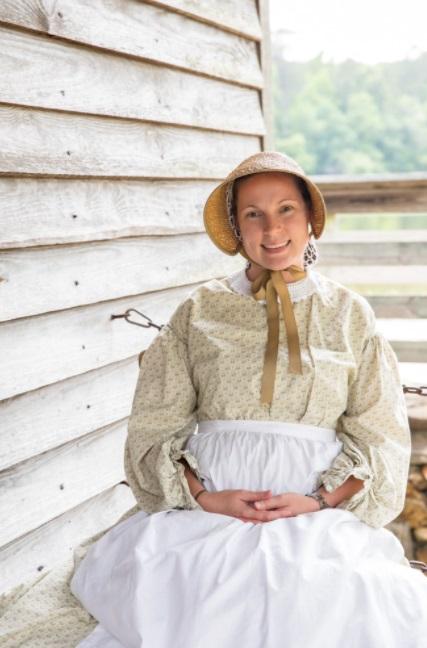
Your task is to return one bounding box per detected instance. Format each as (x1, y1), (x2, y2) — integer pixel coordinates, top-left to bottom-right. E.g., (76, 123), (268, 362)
(226, 265), (321, 303)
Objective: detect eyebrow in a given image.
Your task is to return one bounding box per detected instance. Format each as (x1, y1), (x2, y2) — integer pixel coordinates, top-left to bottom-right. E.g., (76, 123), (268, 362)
(241, 198), (298, 210)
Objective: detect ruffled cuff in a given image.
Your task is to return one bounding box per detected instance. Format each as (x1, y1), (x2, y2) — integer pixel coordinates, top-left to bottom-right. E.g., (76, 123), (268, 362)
(319, 449), (374, 511)
(170, 439), (205, 511)
(124, 420), (204, 514)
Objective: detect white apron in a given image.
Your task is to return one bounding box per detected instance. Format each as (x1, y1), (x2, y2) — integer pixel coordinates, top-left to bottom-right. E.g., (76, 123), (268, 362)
(71, 420), (427, 648)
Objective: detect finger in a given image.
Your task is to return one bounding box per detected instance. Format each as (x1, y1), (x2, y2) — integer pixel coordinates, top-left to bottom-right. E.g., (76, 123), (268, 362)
(240, 489), (272, 502)
(254, 495), (285, 510)
(244, 506), (296, 522)
(241, 505), (277, 522)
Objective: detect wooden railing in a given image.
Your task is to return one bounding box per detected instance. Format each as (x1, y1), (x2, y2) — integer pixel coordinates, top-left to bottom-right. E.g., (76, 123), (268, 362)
(314, 173), (427, 364)
(314, 172), (427, 214)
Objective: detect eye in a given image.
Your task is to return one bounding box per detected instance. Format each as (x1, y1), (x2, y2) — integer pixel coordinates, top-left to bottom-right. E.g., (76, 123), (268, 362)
(246, 210), (260, 218)
(280, 205), (293, 214)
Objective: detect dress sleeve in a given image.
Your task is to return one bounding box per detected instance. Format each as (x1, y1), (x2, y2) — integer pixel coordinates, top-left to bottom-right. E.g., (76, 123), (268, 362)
(123, 300), (204, 514)
(319, 325), (411, 529)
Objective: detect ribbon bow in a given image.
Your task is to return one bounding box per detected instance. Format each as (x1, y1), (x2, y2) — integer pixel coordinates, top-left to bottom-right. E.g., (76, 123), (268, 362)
(250, 265), (306, 406)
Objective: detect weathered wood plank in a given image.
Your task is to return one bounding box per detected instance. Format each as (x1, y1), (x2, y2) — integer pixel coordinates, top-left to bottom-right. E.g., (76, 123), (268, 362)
(1, 359), (138, 469)
(0, 281), (207, 445)
(318, 265), (427, 286)
(317, 238), (427, 265)
(0, 105), (260, 177)
(0, 26), (265, 135)
(405, 390), (427, 432)
(377, 319), (427, 363)
(143, 0), (262, 39)
(0, 178), (213, 249)
(0, 0), (263, 87)
(367, 295), (427, 319)
(0, 233), (241, 322)
(315, 173), (427, 214)
(0, 277), (212, 400)
(0, 484), (136, 593)
(322, 230), (427, 242)
(325, 191), (427, 213)
(388, 342), (427, 364)
(411, 431), (427, 465)
(0, 420), (127, 547)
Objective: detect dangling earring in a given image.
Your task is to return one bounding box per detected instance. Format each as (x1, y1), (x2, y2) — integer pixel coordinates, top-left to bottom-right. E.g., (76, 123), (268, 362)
(303, 235), (319, 269)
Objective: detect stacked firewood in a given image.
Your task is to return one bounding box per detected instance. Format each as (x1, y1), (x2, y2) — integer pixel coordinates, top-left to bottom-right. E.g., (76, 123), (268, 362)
(404, 465), (427, 563)
(391, 394), (427, 564)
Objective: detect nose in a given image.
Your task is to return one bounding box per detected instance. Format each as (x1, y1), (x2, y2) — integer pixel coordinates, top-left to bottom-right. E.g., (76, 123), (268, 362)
(262, 213), (284, 235)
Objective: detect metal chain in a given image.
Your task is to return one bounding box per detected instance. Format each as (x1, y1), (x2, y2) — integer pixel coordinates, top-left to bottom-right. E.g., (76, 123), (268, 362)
(408, 560), (427, 573)
(110, 308), (164, 331)
(403, 385), (427, 397)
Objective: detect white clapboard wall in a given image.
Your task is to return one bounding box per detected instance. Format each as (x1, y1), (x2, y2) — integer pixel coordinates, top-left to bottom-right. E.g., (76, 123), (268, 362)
(0, 0), (273, 593)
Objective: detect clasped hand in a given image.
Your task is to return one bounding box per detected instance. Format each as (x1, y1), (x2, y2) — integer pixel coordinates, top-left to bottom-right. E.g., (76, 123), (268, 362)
(197, 488), (321, 523)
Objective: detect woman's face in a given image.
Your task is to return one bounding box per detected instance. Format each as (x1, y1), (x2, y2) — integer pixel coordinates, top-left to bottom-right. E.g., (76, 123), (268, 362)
(235, 172), (312, 274)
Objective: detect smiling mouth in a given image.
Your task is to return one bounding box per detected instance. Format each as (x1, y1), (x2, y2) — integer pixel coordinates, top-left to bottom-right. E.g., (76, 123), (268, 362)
(262, 240), (291, 251)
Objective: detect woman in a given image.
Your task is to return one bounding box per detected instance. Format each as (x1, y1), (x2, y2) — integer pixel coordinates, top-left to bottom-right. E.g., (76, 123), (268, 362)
(70, 151), (427, 648)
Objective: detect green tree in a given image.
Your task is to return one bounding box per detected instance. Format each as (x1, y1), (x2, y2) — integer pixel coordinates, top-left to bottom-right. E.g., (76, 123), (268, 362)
(272, 47), (427, 174)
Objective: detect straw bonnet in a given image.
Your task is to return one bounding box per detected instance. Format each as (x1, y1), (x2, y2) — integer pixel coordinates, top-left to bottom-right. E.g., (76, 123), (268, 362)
(202, 151), (327, 408)
(203, 150), (326, 257)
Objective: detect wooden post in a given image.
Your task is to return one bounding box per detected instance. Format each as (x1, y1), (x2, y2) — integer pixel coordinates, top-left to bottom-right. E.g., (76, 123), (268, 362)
(257, 0), (274, 151)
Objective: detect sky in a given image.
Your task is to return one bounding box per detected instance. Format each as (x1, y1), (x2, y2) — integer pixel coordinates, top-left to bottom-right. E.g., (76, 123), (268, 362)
(269, 0), (427, 64)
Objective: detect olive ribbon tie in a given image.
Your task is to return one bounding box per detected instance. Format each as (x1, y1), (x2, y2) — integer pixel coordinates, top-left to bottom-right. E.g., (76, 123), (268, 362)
(250, 265), (306, 406)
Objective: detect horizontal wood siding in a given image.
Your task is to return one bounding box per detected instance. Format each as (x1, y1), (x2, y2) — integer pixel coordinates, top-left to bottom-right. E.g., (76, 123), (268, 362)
(0, 0), (268, 591)
(142, 0), (262, 39)
(0, 0), (263, 86)
(0, 105), (259, 176)
(0, 26), (265, 134)
(0, 420), (128, 547)
(0, 484), (136, 593)
(0, 178), (215, 248)
(1, 359), (138, 470)
(0, 234), (239, 322)
(0, 281), (196, 400)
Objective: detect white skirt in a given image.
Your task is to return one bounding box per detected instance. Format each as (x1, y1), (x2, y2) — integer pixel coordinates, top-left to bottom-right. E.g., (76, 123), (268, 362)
(71, 420), (427, 648)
